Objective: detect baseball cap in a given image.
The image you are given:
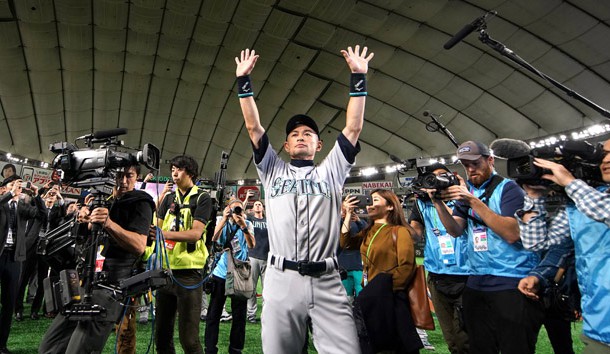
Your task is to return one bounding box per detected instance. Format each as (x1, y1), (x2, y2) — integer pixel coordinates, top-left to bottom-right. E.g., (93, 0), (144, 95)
(457, 141), (491, 161)
(1, 174), (21, 187)
(285, 114), (320, 137)
(422, 163), (451, 174)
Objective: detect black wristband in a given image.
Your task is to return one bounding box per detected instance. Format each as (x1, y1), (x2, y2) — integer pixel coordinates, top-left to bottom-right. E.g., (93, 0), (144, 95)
(237, 75), (254, 98)
(349, 73), (367, 97)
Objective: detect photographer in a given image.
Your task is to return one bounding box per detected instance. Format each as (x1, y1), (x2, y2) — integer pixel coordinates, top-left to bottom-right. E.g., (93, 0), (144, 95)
(516, 142), (610, 353)
(15, 185), (66, 321)
(205, 199), (254, 354)
(432, 141), (543, 353)
(154, 155), (212, 354)
(408, 163), (469, 354)
(38, 164), (154, 354)
(0, 176), (43, 354)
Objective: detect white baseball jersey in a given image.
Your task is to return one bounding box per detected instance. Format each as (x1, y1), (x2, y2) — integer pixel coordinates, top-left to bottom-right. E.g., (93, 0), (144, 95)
(255, 133), (361, 353)
(256, 137), (353, 261)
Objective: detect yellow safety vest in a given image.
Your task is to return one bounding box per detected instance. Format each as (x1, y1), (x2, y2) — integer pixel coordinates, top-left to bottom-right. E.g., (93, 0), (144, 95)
(158, 186), (208, 270)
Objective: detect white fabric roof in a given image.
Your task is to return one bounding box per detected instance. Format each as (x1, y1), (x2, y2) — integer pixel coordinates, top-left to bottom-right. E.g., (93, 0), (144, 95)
(0, 0), (609, 179)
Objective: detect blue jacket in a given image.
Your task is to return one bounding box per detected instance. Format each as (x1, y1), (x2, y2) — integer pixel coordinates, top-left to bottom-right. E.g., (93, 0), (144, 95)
(459, 176), (539, 277)
(567, 190), (610, 344)
(416, 199), (469, 275)
(213, 220), (251, 280)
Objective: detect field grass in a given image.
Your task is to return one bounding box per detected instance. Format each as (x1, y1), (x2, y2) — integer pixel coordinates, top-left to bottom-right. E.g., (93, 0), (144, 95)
(6, 304), (585, 353)
(6, 259), (586, 353)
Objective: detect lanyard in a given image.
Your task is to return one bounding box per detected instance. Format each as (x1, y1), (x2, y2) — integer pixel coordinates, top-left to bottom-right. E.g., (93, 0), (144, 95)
(365, 223), (387, 265)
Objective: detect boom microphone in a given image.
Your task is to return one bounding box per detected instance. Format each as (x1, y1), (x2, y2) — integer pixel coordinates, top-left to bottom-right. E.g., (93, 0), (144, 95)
(422, 110), (459, 147)
(443, 11), (497, 50)
(489, 138), (531, 159)
(93, 128), (127, 140)
(76, 128), (128, 141)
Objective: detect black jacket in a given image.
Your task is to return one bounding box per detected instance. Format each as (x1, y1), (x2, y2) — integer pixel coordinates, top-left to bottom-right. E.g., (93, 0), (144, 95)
(25, 203), (66, 251)
(0, 193), (44, 261)
(354, 272), (423, 353)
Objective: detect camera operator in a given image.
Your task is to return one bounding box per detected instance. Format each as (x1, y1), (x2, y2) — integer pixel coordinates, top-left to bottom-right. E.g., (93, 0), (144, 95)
(0, 176), (43, 354)
(432, 141), (543, 353)
(38, 164), (154, 354)
(407, 163), (470, 354)
(516, 141), (610, 353)
(154, 155), (212, 354)
(205, 199), (254, 354)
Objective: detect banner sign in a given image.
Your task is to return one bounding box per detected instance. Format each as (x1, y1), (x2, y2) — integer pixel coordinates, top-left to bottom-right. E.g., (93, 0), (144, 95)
(362, 181), (393, 190)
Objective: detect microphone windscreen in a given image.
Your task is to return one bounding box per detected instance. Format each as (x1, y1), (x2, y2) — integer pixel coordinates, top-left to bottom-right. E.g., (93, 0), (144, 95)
(389, 154), (403, 164)
(93, 128), (128, 139)
(490, 138), (531, 159)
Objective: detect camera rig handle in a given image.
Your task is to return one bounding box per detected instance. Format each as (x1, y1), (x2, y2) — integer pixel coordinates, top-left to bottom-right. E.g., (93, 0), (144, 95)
(78, 181), (115, 305)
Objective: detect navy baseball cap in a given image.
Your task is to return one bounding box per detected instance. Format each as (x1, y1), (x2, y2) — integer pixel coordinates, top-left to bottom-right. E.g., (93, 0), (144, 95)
(457, 141), (490, 161)
(285, 114), (319, 137)
(423, 163), (451, 174)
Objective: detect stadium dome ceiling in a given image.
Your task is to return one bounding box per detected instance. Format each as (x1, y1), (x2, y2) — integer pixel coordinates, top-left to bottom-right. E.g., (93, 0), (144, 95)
(0, 0), (609, 179)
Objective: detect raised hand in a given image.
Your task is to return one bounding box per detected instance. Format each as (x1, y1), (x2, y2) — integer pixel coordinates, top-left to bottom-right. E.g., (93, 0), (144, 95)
(144, 172), (154, 183)
(533, 158), (576, 187)
(343, 195), (359, 212)
(235, 49), (260, 77)
(340, 45), (374, 74)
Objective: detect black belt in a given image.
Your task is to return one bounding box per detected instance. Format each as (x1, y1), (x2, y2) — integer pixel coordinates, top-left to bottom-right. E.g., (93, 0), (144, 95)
(270, 255), (336, 277)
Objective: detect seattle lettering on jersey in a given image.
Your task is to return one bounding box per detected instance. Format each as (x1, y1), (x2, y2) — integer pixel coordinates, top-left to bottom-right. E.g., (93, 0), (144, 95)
(269, 177), (331, 199)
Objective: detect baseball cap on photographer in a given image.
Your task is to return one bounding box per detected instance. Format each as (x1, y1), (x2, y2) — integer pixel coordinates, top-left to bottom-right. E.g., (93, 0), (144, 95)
(285, 114), (320, 137)
(423, 163), (451, 174)
(457, 141), (491, 161)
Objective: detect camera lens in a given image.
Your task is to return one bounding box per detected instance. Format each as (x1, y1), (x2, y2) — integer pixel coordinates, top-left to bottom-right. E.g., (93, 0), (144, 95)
(231, 206), (243, 215)
(420, 174), (438, 189)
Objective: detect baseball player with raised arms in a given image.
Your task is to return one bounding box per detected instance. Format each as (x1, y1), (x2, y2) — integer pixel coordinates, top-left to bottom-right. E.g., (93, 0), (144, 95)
(234, 45), (374, 353)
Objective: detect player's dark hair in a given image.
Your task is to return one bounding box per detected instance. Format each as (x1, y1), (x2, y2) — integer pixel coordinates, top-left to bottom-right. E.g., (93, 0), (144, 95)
(169, 155), (198, 181)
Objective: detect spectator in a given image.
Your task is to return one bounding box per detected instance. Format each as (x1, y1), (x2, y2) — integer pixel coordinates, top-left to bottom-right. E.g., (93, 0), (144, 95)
(246, 199), (268, 323)
(339, 196), (367, 302)
(0, 176), (42, 354)
(342, 189), (422, 353)
(15, 185), (65, 321)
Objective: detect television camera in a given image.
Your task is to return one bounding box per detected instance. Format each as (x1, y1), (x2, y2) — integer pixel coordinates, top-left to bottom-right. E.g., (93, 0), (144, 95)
(506, 140), (604, 187)
(42, 128), (169, 320)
